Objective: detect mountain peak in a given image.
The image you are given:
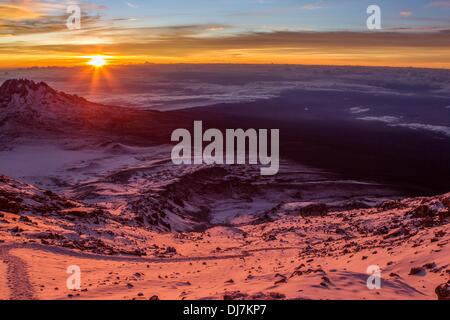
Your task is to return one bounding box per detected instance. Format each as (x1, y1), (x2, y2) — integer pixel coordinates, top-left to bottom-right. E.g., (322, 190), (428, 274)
(0, 78), (93, 129)
(0, 79), (55, 98)
(0, 78), (89, 110)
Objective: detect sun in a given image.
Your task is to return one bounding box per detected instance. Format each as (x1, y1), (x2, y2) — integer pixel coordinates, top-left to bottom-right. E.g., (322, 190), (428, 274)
(87, 56), (107, 67)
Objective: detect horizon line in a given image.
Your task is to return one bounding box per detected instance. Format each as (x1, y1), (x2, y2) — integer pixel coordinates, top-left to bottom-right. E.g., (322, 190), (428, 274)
(2, 62), (450, 72)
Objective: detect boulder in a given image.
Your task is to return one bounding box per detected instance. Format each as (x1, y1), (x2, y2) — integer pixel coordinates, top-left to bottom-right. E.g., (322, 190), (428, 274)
(435, 281), (450, 300)
(298, 203), (329, 217)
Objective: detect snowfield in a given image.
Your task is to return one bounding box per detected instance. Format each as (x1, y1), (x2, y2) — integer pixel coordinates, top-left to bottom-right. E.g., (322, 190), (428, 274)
(0, 77), (449, 300)
(0, 173), (449, 300)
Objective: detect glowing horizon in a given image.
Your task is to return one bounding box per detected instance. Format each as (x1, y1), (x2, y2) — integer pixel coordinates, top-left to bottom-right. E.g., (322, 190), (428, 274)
(1, 0), (450, 69)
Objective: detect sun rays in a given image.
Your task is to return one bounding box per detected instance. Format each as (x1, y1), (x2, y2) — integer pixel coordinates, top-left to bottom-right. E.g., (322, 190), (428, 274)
(67, 55), (119, 95)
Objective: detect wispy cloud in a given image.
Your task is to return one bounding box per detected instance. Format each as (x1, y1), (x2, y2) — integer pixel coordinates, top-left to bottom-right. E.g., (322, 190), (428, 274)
(400, 11), (413, 17)
(126, 2), (138, 9)
(430, 1), (450, 8)
(359, 116), (450, 137)
(302, 2), (323, 10)
(0, 0), (105, 36)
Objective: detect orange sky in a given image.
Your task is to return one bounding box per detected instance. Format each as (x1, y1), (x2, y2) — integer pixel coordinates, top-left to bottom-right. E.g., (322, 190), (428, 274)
(1, 1), (449, 69)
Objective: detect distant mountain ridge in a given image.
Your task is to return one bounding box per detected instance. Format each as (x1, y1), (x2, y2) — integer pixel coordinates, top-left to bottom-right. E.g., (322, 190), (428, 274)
(0, 79), (176, 140)
(0, 79), (101, 127)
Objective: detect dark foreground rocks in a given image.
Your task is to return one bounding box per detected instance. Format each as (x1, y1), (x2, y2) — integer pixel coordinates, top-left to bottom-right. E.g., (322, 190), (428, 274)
(435, 281), (450, 300)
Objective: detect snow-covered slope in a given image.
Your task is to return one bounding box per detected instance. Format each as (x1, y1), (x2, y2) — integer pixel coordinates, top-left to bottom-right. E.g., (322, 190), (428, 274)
(0, 77), (448, 300)
(0, 79), (92, 127)
(0, 174), (149, 256)
(1, 173), (449, 300)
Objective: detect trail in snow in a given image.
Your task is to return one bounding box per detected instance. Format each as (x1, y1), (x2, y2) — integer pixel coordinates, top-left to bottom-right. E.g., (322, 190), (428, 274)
(0, 245), (36, 300)
(0, 243), (304, 300)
